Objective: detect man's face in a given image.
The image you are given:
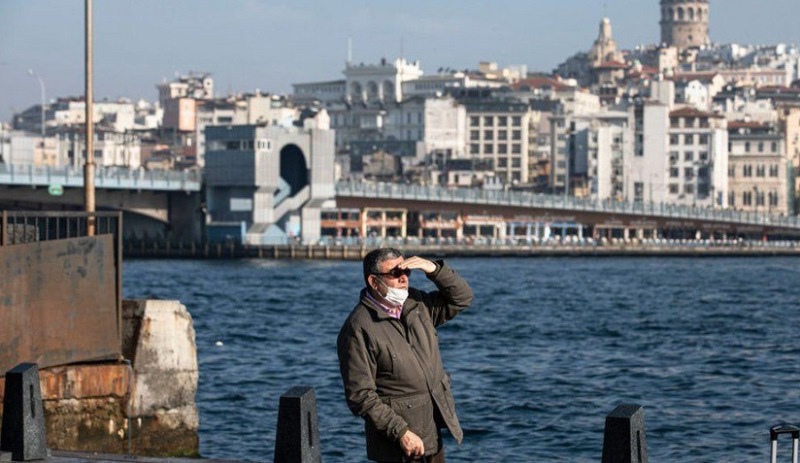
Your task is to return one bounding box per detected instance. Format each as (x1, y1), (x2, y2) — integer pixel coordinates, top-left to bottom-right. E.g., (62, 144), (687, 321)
(368, 256), (409, 296)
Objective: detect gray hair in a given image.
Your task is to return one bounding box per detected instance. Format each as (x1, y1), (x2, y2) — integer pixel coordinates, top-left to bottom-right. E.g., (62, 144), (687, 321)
(362, 247), (403, 284)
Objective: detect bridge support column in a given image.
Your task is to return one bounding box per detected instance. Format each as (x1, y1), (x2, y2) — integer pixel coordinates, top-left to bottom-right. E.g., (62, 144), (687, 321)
(624, 228), (630, 240)
(168, 192), (203, 243)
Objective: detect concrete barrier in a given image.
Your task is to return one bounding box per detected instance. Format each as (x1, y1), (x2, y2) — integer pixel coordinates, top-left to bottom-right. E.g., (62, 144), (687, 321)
(274, 386), (321, 463)
(602, 404), (648, 463)
(0, 363), (47, 461)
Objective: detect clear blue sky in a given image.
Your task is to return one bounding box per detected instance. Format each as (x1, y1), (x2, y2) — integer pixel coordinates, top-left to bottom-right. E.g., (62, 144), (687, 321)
(1, 0), (798, 123)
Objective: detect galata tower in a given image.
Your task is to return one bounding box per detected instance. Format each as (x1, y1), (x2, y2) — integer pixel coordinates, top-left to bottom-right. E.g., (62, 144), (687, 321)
(660, 0), (710, 49)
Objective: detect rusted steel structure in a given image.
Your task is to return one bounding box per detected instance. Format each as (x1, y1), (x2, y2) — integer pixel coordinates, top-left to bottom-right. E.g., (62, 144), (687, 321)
(0, 211), (123, 374)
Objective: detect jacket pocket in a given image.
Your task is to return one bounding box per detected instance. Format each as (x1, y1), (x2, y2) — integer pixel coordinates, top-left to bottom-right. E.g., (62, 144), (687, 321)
(389, 392), (436, 447)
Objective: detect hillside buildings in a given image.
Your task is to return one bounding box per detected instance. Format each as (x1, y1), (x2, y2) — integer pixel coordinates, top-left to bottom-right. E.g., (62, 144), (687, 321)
(5, 0), (800, 218)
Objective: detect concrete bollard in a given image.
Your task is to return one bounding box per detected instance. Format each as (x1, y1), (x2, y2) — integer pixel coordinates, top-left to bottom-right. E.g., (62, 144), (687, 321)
(274, 386), (321, 463)
(601, 404), (648, 463)
(0, 363), (48, 461)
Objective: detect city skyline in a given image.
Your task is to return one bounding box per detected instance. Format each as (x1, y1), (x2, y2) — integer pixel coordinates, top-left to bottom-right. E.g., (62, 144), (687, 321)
(1, 0), (798, 123)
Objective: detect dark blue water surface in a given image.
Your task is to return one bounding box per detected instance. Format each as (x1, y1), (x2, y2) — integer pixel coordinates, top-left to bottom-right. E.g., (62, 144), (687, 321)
(123, 257), (800, 462)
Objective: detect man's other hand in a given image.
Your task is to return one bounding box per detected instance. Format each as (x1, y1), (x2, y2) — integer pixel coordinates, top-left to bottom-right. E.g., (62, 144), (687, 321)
(399, 429), (425, 458)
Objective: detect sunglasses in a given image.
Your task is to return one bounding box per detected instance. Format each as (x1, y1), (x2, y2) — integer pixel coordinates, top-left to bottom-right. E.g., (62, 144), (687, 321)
(373, 266), (412, 279)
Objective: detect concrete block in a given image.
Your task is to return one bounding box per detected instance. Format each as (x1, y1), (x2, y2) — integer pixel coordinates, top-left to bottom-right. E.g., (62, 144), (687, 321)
(274, 386), (321, 463)
(0, 363), (48, 461)
(602, 404), (648, 463)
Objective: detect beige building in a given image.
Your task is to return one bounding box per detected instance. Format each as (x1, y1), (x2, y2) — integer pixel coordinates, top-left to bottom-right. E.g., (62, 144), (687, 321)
(727, 121), (789, 214)
(778, 105), (800, 212)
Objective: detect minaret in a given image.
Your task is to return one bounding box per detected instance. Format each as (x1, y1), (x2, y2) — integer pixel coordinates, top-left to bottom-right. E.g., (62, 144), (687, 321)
(660, 0), (710, 49)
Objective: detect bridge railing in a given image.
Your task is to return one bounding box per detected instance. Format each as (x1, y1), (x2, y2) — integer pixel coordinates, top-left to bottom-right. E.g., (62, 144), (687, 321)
(0, 163), (202, 191)
(336, 181), (800, 229)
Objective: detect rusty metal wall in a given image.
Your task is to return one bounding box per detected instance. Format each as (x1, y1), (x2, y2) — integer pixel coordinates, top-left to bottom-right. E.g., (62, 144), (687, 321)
(0, 235), (120, 373)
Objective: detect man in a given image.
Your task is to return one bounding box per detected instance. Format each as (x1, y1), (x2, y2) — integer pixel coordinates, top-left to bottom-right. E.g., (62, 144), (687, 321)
(337, 248), (473, 462)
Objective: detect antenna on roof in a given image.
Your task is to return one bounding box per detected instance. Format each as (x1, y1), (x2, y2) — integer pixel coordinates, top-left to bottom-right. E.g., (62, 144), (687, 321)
(347, 37), (353, 65)
(400, 37), (404, 62)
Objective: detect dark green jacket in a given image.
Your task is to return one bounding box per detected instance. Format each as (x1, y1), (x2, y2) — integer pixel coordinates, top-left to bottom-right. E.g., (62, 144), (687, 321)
(337, 261), (474, 461)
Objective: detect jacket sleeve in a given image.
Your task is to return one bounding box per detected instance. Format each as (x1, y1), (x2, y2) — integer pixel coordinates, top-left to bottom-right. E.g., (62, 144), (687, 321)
(422, 260), (474, 327)
(337, 321), (409, 442)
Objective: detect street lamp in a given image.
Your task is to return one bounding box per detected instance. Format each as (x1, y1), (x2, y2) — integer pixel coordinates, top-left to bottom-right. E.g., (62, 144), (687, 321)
(27, 69), (46, 136)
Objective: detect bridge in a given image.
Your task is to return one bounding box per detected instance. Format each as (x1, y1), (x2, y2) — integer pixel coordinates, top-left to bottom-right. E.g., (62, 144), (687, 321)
(0, 163), (201, 191)
(0, 164), (203, 242)
(335, 181), (800, 239)
(1, 164), (799, 242)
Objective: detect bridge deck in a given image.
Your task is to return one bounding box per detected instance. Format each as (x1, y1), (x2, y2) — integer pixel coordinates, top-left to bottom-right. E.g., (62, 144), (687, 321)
(336, 181), (800, 233)
(0, 164), (201, 192)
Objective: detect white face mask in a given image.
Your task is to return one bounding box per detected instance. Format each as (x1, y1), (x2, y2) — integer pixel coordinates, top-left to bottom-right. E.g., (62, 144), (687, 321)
(376, 277), (408, 306)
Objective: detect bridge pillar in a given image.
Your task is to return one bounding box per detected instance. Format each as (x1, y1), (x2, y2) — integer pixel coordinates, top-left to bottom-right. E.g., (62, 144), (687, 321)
(168, 191), (203, 243)
(623, 228), (630, 240)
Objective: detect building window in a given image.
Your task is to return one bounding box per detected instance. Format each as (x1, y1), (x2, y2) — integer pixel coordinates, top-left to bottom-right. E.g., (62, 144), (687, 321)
(743, 191), (752, 206)
(769, 191), (779, 206)
(470, 143), (480, 154)
(470, 130), (480, 140)
(758, 142), (764, 152)
(729, 166), (735, 177)
(484, 143), (494, 154)
(769, 164), (779, 177)
(684, 151), (694, 162)
(669, 151), (679, 163)
(771, 142), (778, 152)
(684, 134), (694, 145)
(498, 130), (508, 141)
(484, 116), (494, 126)
(670, 167), (679, 178)
(756, 165), (765, 177)
(511, 144), (521, 154)
(670, 118), (680, 129)
(498, 144), (508, 154)
(699, 134), (709, 145)
(756, 192), (765, 206)
(470, 116), (480, 126)
(669, 184), (679, 194)
(484, 130), (494, 140)
(498, 158), (507, 168)
(670, 134), (680, 145)
(512, 116), (521, 126)
(685, 117), (695, 128)
(699, 151), (708, 161)
(684, 184), (695, 194)
(512, 130), (522, 140)
(743, 165), (753, 177)
(498, 116), (508, 126)
(745, 142), (751, 152)
(684, 167), (694, 179)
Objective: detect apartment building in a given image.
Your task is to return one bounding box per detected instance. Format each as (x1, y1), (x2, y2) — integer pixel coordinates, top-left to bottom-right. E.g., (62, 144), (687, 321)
(464, 99), (530, 186)
(727, 121), (790, 214)
(664, 106), (728, 207)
